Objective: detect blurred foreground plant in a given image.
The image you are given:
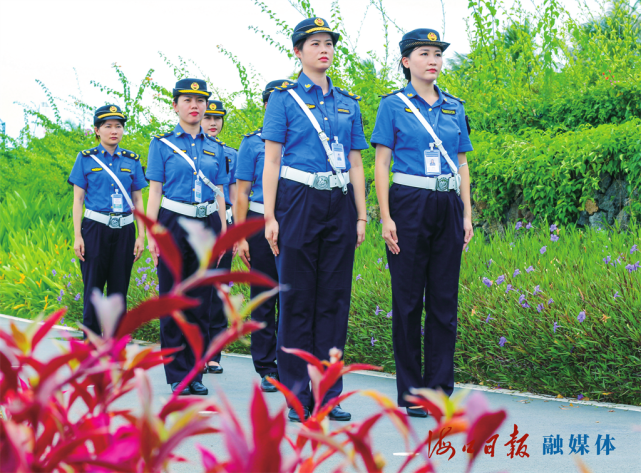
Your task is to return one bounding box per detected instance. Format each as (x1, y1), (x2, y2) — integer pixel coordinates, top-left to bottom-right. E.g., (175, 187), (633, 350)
(0, 212), (507, 472)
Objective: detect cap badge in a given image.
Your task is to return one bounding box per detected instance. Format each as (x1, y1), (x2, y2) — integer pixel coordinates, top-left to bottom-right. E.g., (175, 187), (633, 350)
(282, 81), (289, 86)
(210, 103), (217, 110)
(191, 82), (200, 90)
(428, 32), (437, 41)
(109, 106), (117, 112)
(314, 18), (324, 26)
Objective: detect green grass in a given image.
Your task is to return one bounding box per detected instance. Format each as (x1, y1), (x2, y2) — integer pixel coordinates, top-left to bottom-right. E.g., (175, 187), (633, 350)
(1, 189), (639, 405)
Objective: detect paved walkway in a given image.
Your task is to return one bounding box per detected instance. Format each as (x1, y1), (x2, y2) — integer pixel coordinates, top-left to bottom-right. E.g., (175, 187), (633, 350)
(2, 315), (640, 473)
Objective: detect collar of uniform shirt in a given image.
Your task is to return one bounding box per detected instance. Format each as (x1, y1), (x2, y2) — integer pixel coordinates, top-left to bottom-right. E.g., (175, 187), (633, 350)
(96, 142), (123, 158)
(405, 81), (445, 108)
(299, 71), (335, 96)
(173, 122), (205, 139)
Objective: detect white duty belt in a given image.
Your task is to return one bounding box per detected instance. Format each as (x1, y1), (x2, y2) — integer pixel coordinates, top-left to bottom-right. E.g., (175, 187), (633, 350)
(159, 138), (225, 200)
(392, 173), (459, 192)
(84, 209), (134, 229)
(248, 202), (265, 214)
(280, 166), (350, 191)
(161, 197), (219, 218)
(287, 89), (348, 194)
(225, 207), (233, 224)
(395, 93), (461, 195)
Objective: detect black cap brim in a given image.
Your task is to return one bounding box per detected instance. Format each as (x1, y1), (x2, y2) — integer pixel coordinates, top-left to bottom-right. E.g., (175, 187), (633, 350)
(401, 40), (450, 54)
(94, 113), (127, 125)
(172, 89), (212, 99)
(292, 29), (340, 46)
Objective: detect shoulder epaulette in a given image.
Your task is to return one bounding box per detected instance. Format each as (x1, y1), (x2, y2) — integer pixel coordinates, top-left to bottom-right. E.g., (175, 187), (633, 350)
(244, 128), (262, 138)
(152, 131), (173, 139)
(205, 134), (223, 145)
(121, 149), (139, 160)
(273, 81), (297, 92)
(380, 88), (405, 99)
(442, 91), (466, 104)
(335, 87), (361, 101)
(81, 147), (99, 157)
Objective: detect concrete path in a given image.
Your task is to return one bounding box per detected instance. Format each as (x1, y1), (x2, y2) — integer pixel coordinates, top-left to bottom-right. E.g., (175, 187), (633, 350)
(2, 315), (640, 473)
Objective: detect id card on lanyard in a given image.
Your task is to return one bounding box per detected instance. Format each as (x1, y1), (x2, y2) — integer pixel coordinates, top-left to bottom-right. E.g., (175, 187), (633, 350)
(424, 144), (441, 175)
(194, 179), (202, 203)
(111, 189), (124, 213)
(330, 136), (346, 170)
(423, 110), (441, 176)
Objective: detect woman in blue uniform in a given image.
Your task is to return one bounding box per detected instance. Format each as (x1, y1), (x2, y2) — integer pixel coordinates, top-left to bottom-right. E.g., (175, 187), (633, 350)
(371, 29), (474, 417)
(69, 105), (147, 337)
(262, 18), (368, 422)
(235, 79), (288, 393)
(145, 79), (229, 396)
(201, 99), (237, 374)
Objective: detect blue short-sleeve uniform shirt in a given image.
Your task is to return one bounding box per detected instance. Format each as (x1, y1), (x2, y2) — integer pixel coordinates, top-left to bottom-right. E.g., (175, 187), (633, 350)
(145, 123), (228, 203)
(222, 144), (237, 206)
(235, 128), (267, 204)
(261, 72), (368, 174)
(68, 143), (147, 213)
(370, 83), (473, 176)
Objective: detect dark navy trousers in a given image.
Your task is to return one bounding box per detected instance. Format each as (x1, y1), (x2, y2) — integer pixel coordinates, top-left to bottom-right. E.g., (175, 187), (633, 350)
(275, 179), (357, 408)
(79, 218), (136, 336)
(208, 247), (233, 363)
(246, 209), (279, 376)
(157, 207), (222, 384)
(386, 184), (464, 407)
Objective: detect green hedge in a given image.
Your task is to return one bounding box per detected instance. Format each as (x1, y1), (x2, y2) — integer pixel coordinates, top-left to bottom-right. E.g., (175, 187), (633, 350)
(469, 119), (641, 225)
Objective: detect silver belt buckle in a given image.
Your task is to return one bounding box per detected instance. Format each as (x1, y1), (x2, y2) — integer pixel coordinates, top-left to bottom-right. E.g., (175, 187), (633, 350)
(312, 175), (331, 190)
(195, 203), (208, 218)
(436, 176), (450, 192)
(108, 216), (122, 229)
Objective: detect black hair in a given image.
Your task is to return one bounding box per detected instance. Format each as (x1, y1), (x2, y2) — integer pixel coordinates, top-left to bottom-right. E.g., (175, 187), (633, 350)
(399, 46), (444, 82)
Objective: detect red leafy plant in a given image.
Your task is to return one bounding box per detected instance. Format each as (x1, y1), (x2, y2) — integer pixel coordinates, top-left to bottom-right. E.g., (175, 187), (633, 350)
(0, 212), (507, 472)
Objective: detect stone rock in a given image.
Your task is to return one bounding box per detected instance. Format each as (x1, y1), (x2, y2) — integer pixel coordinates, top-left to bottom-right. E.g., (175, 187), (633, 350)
(482, 220), (505, 236)
(589, 212), (608, 229)
(471, 205), (485, 228)
(599, 180), (627, 213)
(585, 199), (599, 215)
(598, 172), (613, 193)
(524, 211), (535, 222)
(616, 208), (631, 230)
(367, 204), (381, 224)
(476, 200), (488, 211)
(506, 193), (524, 222)
(577, 211), (589, 227)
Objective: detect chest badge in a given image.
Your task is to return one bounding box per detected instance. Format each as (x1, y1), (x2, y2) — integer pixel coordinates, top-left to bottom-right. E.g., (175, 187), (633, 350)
(442, 109), (456, 115)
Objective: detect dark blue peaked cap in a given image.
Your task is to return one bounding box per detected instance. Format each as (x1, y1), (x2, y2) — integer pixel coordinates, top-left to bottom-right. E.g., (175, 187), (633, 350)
(263, 79), (295, 102)
(399, 28), (450, 55)
(172, 78), (212, 99)
(205, 100), (226, 116)
(94, 104), (127, 126)
(292, 17), (340, 46)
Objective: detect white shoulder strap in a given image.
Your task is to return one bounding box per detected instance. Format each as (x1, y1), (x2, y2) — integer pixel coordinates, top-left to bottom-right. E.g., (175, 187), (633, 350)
(159, 137), (224, 199)
(286, 89), (347, 193)
(89, 154), (134, 210)
(396, 93), (458, 175)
